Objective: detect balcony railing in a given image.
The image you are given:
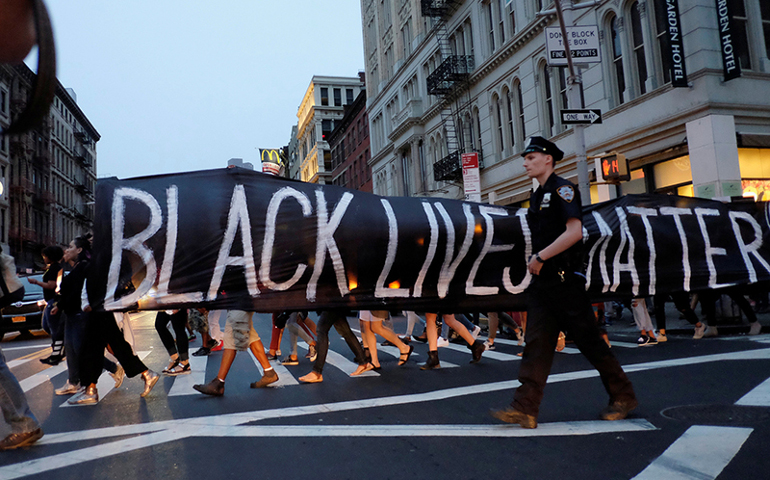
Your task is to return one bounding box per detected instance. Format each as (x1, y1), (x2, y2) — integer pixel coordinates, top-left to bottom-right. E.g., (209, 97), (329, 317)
(426, 55), (474, 95)
(433, 149), (483, 183)
(391, 99), (423, 133)
(421, 0), (462, 18)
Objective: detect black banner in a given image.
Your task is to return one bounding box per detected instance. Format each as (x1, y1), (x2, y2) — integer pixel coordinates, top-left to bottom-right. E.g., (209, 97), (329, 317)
(661, 0), (688, 87)
(715, 0), (741, 81)
(88, 168), (770, 312)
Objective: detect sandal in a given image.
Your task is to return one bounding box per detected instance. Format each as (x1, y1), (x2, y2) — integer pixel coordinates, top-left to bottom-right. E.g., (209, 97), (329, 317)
(162, 358), (180, 374)
(398, 345), (414, 366)
(351, 362), (375, 376)
(165, 362), (191, 376)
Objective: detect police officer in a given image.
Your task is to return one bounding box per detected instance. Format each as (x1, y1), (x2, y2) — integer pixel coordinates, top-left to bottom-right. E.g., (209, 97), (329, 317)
(491, 137), (637, 428)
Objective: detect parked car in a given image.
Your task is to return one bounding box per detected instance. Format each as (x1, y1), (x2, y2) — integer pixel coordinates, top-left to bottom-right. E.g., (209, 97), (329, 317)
(0, 274), (47, 341)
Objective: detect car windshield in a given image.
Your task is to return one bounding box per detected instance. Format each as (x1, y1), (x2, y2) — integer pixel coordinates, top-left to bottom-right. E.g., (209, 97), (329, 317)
(20, 276), (44, 296)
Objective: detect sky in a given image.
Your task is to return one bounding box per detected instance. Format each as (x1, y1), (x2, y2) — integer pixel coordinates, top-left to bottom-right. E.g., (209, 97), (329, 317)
(30, 1), (365, 179)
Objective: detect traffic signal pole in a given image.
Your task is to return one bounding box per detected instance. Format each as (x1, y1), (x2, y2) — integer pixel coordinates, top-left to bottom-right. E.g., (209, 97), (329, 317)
(547, 0), (600, 206)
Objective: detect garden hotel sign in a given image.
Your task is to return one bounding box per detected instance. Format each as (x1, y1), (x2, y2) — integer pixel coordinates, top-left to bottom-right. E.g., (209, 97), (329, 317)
(87, 169), (770, 313)
(715, 0), (741, 81)
(663, 0), (688, 87)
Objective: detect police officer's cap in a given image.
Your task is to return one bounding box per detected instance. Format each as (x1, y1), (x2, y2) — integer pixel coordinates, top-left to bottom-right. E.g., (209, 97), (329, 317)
(521, 136), (564, 162)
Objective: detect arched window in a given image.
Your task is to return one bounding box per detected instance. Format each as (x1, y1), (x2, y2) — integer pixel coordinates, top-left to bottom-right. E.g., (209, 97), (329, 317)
(505, 88), (515, 152)
(609, 14), (626, 106)
(516, 81), (526, 142)
(493, 93), (504, 156)
(541, 65), (555, 136)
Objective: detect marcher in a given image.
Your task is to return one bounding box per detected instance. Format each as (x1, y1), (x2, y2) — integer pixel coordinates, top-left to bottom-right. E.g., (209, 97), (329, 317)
(30, 246), (65, 364)
(491, 137), (637, 428)
(420, 312), (485, 370)
(0, 347), (43, 450)
(281, 311), (318, 365)
(193, 310), (278, 395)
(298, 310), (372, 383)
(155, 309), (191, 375)
(358, 310), (413, 369)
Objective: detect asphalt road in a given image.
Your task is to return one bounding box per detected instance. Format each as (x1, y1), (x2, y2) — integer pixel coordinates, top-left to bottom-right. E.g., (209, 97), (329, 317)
(1, 311), (769, 480)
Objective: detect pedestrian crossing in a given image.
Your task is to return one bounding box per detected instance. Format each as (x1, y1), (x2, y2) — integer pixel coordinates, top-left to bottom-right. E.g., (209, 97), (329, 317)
(7, 327), (663, 404)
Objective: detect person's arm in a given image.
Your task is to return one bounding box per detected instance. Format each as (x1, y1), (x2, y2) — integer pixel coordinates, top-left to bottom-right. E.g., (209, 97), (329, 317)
(528, 217), (583, 275)
(29, 277), (56, 289)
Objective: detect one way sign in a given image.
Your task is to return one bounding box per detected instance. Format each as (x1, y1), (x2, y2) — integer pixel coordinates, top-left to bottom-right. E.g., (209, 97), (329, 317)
(561, 109), (602, 125)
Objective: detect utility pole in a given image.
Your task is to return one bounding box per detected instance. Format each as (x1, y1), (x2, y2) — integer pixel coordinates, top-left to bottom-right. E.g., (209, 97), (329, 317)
(543, 0), (601, 206)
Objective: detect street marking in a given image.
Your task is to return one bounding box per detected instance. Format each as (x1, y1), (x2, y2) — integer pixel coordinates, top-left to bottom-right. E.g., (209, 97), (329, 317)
(248, 350), (298, 387)
(607, 341), (640, 348)
(441, 342), (522, 361)
(19, 362), (68, 392)
(168, 354), (209, 396)
(202, 419), (657, 437)
(61, 351), (151, 407)
(2, 343), (50, 352)
(736, 375), (770, 406)
(4, 346), (770, 478)
(631, 425), (752, 480)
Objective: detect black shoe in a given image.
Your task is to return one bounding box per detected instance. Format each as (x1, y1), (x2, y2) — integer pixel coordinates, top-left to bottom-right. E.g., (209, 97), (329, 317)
(40, 355), (63, 365)
(469, 339), (484, 363)
(381, 340), (396, 347)
(413, 333), (428, 343)
(600, 398), (639, 420)
(0, 428), (44, 450)
(490, 407), (538, 428)
(192, 346), (211, 357)
(420, 350), (440, 370)
(194, 378), (225, 396)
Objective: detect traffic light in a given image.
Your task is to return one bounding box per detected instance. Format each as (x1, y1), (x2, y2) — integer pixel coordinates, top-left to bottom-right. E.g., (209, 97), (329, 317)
(599, 152), (629, 183)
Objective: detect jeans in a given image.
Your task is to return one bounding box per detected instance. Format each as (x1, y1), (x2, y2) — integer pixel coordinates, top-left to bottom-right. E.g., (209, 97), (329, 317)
(41, 302), (64, 349)
(0, 348), (40, 434)
(64, 311), (87, 385)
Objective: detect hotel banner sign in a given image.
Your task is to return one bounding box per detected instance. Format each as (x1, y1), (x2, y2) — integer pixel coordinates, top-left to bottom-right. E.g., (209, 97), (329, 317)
(715, 0), (741, 81)
(87, 169), (770, 312)
(662, 0), (688, 87)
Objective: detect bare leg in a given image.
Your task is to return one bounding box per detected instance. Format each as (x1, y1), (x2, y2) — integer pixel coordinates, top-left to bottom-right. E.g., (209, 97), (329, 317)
(216, 349), (236, 381)
(361, 321), (379, 367)
(249, 340), (271, 370)
(443, 314), (475, 345)
(425, 313), (439, 350)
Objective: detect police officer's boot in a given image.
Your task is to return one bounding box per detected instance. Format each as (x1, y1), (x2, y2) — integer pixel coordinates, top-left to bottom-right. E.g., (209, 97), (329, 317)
(420, 350), (440, 370)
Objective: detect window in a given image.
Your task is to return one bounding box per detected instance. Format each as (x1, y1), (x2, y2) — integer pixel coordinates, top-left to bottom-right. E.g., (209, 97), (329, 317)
(495, 94), (504, 155)
(630, 2), (647, 95)
(0, 88), (7, 115)
(497, 0), (506, 44)
(762, 1), (770, 59)
(321, 87), (329, 106)
(402, 18), (413, 58)
(609, 15), (626, 105)
(333, 88), (342, 106)
(516, 82), (526, 141)
(346, 88), (354, 105)
(486, 2), (496, 53)
(542, 66), (555, 136)
(731, 0), (752, 70)
(506, 89), (515, 151)
(508, 0), (516, 35)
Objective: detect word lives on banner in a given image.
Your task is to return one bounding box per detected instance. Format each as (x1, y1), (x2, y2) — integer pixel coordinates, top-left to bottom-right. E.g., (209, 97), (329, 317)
(87, 168), (770, 312)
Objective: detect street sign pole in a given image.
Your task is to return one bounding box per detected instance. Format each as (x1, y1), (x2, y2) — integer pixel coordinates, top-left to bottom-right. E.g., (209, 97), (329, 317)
(554, 0), (590, 206)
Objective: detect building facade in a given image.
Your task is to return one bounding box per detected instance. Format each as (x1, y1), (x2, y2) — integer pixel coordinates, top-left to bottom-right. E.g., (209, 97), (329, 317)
(0, 63), (99, 270)
(295, 75), (366, 185)
(329, 90), (373, 192)
(361, 0), (770, 206)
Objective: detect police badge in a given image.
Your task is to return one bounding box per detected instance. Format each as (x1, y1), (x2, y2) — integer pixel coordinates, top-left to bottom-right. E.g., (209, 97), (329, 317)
(557, 185), (575, 203)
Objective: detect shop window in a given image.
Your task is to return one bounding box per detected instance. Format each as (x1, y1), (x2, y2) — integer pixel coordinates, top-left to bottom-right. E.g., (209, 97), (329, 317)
(654, 155), (693, 190)
(620, 168), (647, 195)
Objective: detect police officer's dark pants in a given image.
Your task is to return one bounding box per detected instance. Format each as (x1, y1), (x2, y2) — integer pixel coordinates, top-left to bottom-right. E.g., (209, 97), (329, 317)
(513, 275), (636, 418)
(312, 311), (367, 374)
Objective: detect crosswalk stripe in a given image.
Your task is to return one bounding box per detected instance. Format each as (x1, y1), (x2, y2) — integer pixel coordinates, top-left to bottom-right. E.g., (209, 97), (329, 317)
(168, 355), (209, 396)
(631, 425), (752, 480)
(736, 375), (770, 406)
(441, 342), (520, 362)
(248, 351), (299, 387)
(20, 362), (68, 392)
(61, 352), (151, 407)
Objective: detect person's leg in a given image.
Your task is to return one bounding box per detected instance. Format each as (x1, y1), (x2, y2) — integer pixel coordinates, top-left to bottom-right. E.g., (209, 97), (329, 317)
(170, 310), (190, 363)
(154, 312), (178, 359)
(653, 293), (668, 333)
(443, 314), (476, 345)
(0, 348), (41, 434)
(216, 350), (236, 381)
(369, 317), (413, 365)
(360, 316), (379, 367)
(421, 313), (441, 370)
(62, 312), (86, 388)
(487, 312), (499, 343)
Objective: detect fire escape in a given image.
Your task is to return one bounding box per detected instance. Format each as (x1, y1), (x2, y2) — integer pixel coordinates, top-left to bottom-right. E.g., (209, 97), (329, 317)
(422, 0), (481, 183)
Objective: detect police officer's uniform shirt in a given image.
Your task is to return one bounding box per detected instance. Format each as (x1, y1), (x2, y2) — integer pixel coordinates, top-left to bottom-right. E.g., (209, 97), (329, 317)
(528, 173), (583, 280)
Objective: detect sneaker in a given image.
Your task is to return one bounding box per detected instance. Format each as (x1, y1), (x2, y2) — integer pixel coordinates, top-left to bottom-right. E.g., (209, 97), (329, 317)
(68, 385), (98, 405)
(600, 398), (639, 420)
(436, 337), (450, 348)
(656, 332), (668, 343)
(55, 380), (80, 396)
(306, 344), (318, 362)
(749, 322), (762, 336)
(250, 369), (279, 388)
(111, 365), (125, 389)
(0, 428), (44, 451)
(693, 324), (706, 339)
(210, 340), (224, 352)
(484, 340), (496, 350)
(281, 356), (299, 365)
(471, 326), (481, 340)
(187, 333), (196, 341)
(192, 346), (211, 357)
(638, 335), (657, 346)
(193, 378), (225, 396)
(490, 407), (537, 428)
